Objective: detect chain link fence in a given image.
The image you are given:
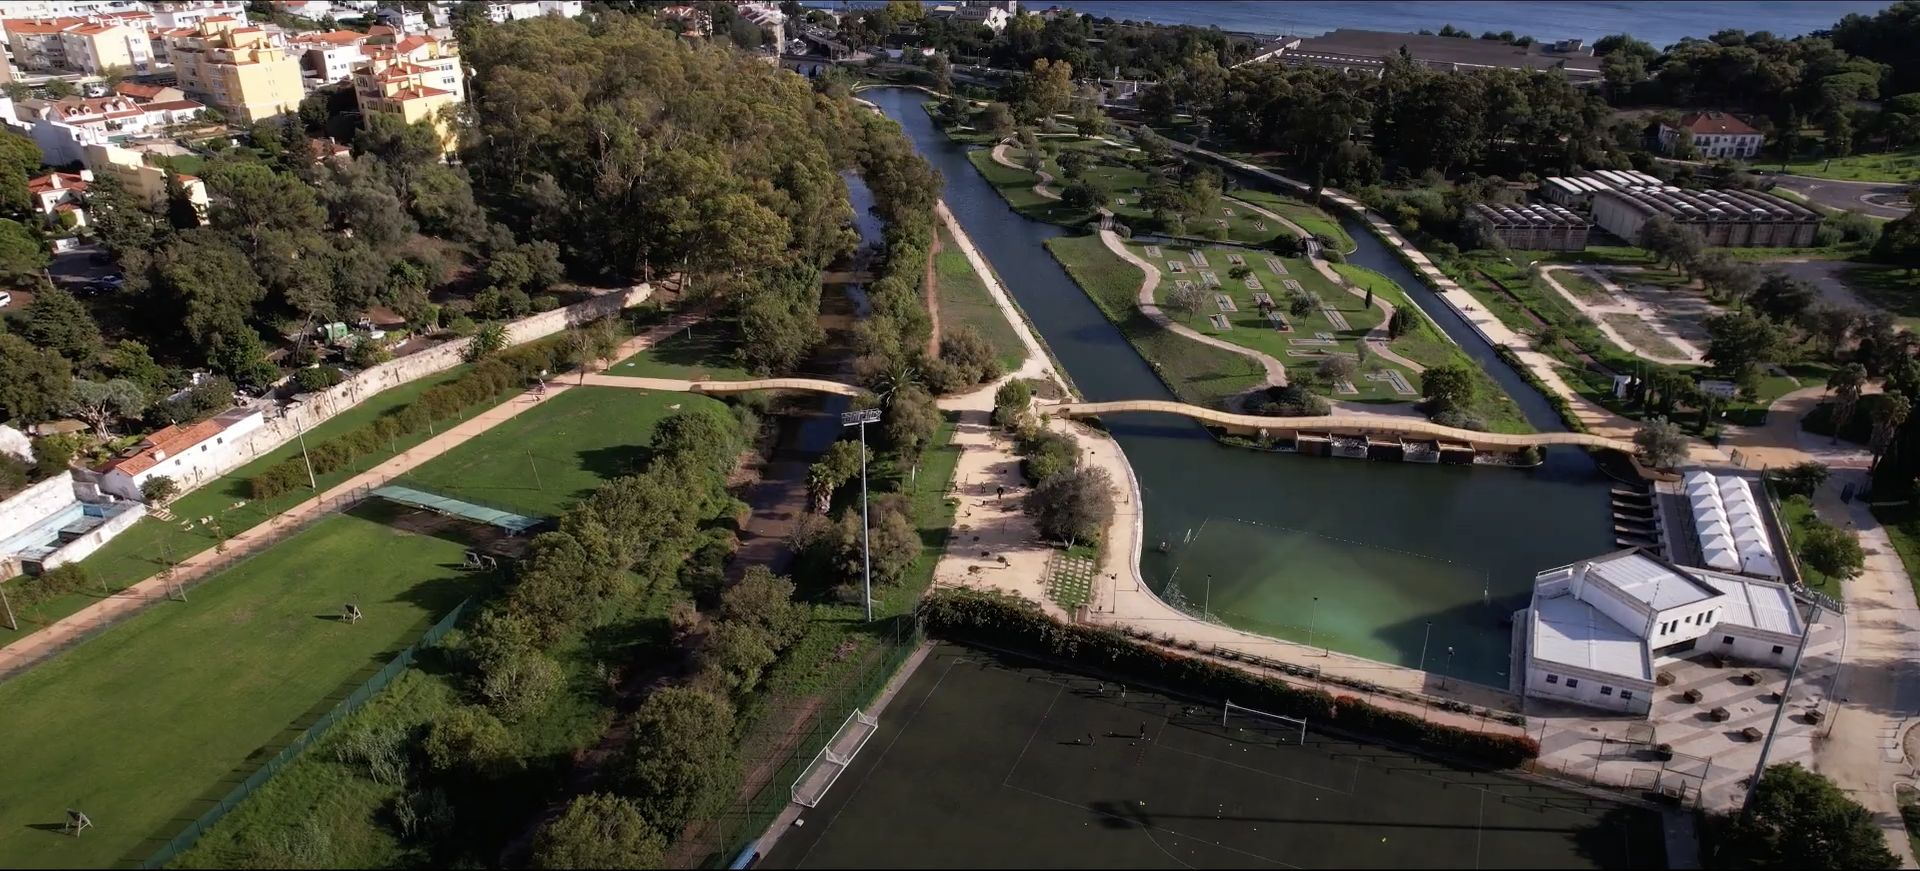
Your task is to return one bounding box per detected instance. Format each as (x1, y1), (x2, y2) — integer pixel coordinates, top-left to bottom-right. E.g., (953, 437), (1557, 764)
(138, 596), (474, 869)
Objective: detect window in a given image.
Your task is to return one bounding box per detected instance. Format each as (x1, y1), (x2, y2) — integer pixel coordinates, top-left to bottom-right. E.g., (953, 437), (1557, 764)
(1772, 645), (1785, 654)
(1545, 674), (1559, 684)
(1620, 690), (1634, 701)
(1565, 678), (1580, 689)
(1722, 636), (1734, 644)
(1600, 686), (1613, 696)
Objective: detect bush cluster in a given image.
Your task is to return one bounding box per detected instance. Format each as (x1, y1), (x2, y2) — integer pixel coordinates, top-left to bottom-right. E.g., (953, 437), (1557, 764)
(247, 332), (577, 500)
(919, 589), (1540, 768)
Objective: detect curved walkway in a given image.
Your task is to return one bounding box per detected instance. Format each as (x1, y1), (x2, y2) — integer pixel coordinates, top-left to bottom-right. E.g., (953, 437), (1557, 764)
(579, 373), (862, 397)
(1049, 399), (1636, 452)
(1097, 226), (1288, 389)
(989, 142), (1061, 201)
(1537, 265), (1703, 365)
(1227, 195), (1427, 375)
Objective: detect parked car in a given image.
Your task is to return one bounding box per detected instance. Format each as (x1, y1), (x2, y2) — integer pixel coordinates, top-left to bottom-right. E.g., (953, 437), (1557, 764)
(0, 291), (11, 308)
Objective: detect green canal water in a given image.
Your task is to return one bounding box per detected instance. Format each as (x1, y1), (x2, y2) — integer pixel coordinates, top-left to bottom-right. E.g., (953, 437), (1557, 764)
(865, 88), (1613, 687)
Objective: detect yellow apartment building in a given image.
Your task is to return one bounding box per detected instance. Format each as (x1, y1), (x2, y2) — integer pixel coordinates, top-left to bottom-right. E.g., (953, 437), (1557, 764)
(353, 33), (464, 153)
(167, 20), (303, 122)
(58, 21), (153, 75)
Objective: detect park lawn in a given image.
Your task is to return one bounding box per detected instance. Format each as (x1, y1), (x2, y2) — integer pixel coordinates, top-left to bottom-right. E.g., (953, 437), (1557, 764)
(1045, 233), (1265, 408)
(1838, 266), (1920, 331)
(0, 367), (486, 639)
(965, 149), (1081, 219)
(1133, 241), (1414, 403)
(1227, 189), (1357, 251)
(934, 222), (1027, 372)
(1333, 264), (1533, 433)
(1600, 312), (1688, 360)
(0, 511), (479, 870)
(1778, 148), (1920, 183)
(1553, 268), (1612, 302)
(1776, 494), (1843, 599)
(605, 317), (753, 381)
(400, 386), (729, 519)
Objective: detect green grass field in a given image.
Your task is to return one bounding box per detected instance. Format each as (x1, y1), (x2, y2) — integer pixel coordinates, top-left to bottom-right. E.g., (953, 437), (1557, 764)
(1227, 189), (1357, 252)
(1778, 148), (1920, 182)
(1777, 493), (1842, 599)
(1044, 233), (1266, 408)
(1839, 266), (1920, 331)
(0, 368), (491, 640)
(400, 386), (730, 519)
(1552, 269), (1612, 302)
(1132, 241), (1414, 403)
(0, 511), (479, 869)
(1331, 264), (1532, 433)
(605, 318), (753, 381)
(934, 222), (1027, 372)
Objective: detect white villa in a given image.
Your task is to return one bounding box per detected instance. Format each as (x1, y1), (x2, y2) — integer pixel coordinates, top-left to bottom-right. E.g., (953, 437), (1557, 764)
(1522, 548), (1805, 716)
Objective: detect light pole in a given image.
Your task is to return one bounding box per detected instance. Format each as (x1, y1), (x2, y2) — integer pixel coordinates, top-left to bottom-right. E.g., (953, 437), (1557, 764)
(1306, 596), (1320, 654)
(841, 408), (882, 622)
(1443, 646), (1456, 689)
(295, 417), (317, 490)
(1204, 573), (1212, 620)
(1419, 621), (1432, 671)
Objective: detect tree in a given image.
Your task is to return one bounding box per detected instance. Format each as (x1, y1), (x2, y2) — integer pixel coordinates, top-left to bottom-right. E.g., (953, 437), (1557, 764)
(1827, 363), (1869, 442)
(1773, 461), (1831, 499)
(981, 102), (1015, 140)
(1057, 149), (1091, 179)
(1872, 391), (1912, 471)
(565, 319), (619, 378)
(1024, 465), (1115, 545)
(0, 219), (48, 283)
(939, 324), (999, 386)
(1419, 363), (1475, 412)
(22, 288), (102, 364)
(884, 383), (940, 463)
(1803, 521), (1867, 581)
(480, 648), (564, 721)
(1315, 355), (1357, 385)
(738, 264), (825, 374)
(465, 321), (508, 361)
(532, 793), (666, 871)
(1638, 215), (1705, 275)
(1166, 281), (1206, 323)
(1750, 271), (1817, 322)
(424, 704), (519, 777)
(1716, 763), (1897, 869)
(695, 621), (777, 695)
(624, 686), (737, 829)
(0, 131), (42, 218)
(1388, 307), (1416, 339)
(0, 334), (73, 424)
(720, 565), (804, 650)
(1022, 57), (1074, 122)
(140, 475), (179, 504)
(1633, 419), (1689, 469)
(808, 439), (864, 513)
(839, 494), (920, 585)
(1705, 311), (1785, 385)
(64, 379), (146, 436)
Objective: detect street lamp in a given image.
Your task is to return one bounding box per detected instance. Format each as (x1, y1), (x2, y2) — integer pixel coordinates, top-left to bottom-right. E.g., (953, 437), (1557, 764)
(1443, 646), (1456, 689)
(1306, 596), (1320, 654)
(1204, 573), (1212, 620)
(1419, 621), (1432, 671)
(841, 408), (882, 622)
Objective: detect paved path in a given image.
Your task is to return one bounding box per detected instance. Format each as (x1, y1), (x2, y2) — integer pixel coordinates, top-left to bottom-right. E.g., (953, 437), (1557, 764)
(1098, 227), (1289, 390)
(1228, 195), (1427, 375)
(989, 142), (1061, 201)
(0, 312), (710, 678)
(1766, 172), (1912, 220)
(1538, 265), (1704, 365)
(1721, 384), (1876, 472)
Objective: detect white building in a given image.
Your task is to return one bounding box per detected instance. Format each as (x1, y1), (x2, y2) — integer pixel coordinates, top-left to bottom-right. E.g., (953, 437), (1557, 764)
(0, 471), (145, 577)
(288, 29), (367, 90)
(375, 5), (428, 33)
(1522, 548), (1806, 716)
(96, 406), (265, 502)
(931, 2), (1016, 33)
(1684, 471), (1781, 579)
(151, 1), (250, 31)
(1659, 111), (1765, 160)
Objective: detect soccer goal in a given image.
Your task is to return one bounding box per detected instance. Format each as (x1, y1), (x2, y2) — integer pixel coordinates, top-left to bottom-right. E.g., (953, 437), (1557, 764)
(1223, 700), (1308, 746)
(791, 708), (881, 808)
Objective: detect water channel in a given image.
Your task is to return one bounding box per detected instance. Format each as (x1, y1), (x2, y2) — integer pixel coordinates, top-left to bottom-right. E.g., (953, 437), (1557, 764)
(861, 87), (1613, 687)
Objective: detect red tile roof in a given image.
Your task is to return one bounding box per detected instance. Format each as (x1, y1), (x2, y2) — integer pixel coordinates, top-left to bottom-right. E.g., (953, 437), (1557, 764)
(293, 30), (368, 47)
(29, 172), (88, 194)
(4, 18), (82, 35)
(389, 85), (454, 101)
(114, 82), (170, 100)
(1678, 111), (1760, 137)
(104, 418), (226, 476)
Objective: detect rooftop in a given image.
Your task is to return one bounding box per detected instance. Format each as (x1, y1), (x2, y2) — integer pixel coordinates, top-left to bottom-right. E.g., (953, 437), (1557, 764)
(1284, 28), (1601, 79)
(1586, 551), (1718, 611)
(1531, 592), (1654, 681)
(1596, 187), (1820, 222)
(102, 407), (255, 477)
(1677, 111), (1760, 137)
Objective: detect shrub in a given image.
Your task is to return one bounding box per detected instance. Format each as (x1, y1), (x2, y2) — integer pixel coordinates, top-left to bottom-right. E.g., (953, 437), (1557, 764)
(293, 366), (344, 392)
(1017, 429), (1078, 484)
(140, 475), (179, 503)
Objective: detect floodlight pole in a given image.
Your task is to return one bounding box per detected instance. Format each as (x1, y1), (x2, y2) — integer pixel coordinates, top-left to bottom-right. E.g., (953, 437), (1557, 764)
(842, 408), (882, 622)
(1306, 595), (1320, 654)
(1419, 621), (1432, 672)
(1743, 603), (1820, 816)
(296, 419), (317, 490)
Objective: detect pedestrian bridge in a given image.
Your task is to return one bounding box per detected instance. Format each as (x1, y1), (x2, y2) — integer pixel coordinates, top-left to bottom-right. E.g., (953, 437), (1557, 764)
(1047, 400), (1636, 454)
(578, 373), (864, 397)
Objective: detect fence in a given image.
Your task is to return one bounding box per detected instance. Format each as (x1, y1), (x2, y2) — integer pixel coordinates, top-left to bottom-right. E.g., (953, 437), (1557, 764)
(677, 615), (925, 869)
(139, 596), (475, 869)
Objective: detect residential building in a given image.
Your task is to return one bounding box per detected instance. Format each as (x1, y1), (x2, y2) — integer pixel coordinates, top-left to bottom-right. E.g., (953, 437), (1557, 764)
(736, 2), (785, 48)
(376, 5), (428, 33)
(82, 141), (209, 218)
(1521, 548), (1805, 716)
(6, 18), (79, 71)
(1590, 186), (1820, 248)
(353, 31), (463, 152)
(1467, 202), (1589, 252)
(97, 407), (266, 502)
(538, 0), (583, 16)
(57, 20), (152, 74)
(31, 94), (154, 136)
(113, 80), (186, 103)
(27, 169), (90, 227)
(150, 1), (249, 31)
(1659, 111), (1765, 160)
(288, 29), (368, 91)
(658, 5), (712, 36)
(481, 1), (542, 22)
(931, 2), (1016, 33)
(1262, 29), (1603, 86)
(284, 0), (342, 19)
(0, 3), (143, 19)
(170, 19), (305, 121)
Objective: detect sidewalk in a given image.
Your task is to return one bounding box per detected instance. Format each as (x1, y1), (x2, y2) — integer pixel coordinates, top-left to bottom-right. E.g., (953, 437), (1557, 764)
(0, 312), (708, 677)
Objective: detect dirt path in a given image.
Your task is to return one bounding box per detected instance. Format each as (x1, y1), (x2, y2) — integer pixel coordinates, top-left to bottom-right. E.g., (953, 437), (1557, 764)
(1098, 227), (1289, 390)
(924, 230), (943, 359)
(1537, 265), (1704, 365)
(990, 141), (1061, 201)
(0, 311), (710, 678)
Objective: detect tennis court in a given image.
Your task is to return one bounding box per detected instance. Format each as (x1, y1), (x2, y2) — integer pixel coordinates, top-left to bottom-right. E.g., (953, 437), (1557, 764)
(763, 644), (1664, 869)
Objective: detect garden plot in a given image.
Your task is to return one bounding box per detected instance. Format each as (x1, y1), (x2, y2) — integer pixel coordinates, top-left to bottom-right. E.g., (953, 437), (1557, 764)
(1265, 257), (1288, 275)
(1215, 294), (1238, 313)
(1539, 266), (1711, 365)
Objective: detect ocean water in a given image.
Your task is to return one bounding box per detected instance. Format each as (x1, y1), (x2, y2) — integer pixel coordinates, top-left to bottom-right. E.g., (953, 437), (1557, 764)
(811, 1), (1892, 51)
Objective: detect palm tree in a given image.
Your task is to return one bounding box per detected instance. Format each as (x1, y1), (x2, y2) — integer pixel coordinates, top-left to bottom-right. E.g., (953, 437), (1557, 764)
(1827, 363), (1869, 444)
(1871, 391), (1911, 473)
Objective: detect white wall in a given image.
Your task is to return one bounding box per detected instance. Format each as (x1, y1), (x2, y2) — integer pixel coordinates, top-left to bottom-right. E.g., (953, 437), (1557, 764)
(1525, 660), (1654, 715)
(1572, 565), (1655, 638)
(1648, 597), (1723, 648)
(1703, 627), (1798, 668)
(41, 503), (146, 570)
(0, 473), (81, 544)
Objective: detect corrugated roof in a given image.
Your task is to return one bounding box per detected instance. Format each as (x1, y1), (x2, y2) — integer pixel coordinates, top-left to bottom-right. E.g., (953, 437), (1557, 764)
(1531, 592), (1653, 680)
(1589, 552), (1717, 610)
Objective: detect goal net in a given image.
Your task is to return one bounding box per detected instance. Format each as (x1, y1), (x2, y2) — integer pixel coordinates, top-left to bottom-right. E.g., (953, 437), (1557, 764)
(1222, 700), (1308, 747)
(791, 708), (880, 808)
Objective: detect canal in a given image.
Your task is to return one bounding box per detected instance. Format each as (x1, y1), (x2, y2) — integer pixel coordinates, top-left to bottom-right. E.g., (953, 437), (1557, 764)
(862, 88), (1612, 687)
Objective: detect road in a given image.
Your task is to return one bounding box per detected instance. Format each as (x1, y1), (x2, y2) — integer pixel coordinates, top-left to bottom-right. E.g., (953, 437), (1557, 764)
(1765, 172), (1912, 219)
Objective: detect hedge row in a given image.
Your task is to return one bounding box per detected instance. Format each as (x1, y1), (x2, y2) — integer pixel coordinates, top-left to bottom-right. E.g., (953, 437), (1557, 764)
(249, 333), (577, 500)
(917, 589), (1539, 768)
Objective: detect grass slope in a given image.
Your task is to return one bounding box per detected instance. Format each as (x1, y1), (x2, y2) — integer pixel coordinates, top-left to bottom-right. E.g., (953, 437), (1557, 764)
(934, 222), (1027, 372)
(604, 318), (753, 381)
(400, 386), (728, 519)
(0, 511), (477, 869)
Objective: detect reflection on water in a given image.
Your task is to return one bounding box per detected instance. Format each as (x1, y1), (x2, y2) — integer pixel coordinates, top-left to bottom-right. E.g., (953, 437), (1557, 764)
(861, 87), (1611, 686)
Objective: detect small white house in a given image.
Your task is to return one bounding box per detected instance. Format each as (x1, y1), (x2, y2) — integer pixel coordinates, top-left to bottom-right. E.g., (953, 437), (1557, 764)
(1658, 111), (1764, 160)
(96, 406), (264, 501)
(1522, 548), (1805, 716)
